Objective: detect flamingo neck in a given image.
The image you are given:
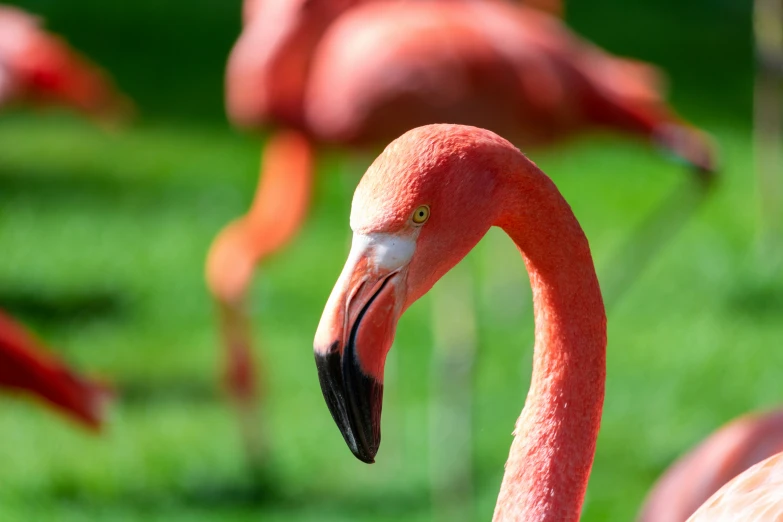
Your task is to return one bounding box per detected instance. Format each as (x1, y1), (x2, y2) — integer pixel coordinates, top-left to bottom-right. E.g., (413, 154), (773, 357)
(491, 160), (606, 522)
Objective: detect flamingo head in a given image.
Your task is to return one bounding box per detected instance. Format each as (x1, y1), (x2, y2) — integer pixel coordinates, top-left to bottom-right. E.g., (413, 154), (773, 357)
(314, 125), (505, 463)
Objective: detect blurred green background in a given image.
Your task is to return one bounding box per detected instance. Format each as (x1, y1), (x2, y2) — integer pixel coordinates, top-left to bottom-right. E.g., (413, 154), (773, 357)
(1, 0), (780, 521)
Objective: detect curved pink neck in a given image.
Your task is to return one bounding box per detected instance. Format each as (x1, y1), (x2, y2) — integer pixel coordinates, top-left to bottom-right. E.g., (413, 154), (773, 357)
(491, 157), (606, 521)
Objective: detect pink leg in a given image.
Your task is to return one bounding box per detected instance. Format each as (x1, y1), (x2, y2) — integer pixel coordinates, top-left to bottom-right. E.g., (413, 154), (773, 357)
(206, 130), (314, 466)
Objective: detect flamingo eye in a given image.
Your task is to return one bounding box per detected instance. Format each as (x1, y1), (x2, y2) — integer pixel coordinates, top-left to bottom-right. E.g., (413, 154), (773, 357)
(411, 205), (430, 225)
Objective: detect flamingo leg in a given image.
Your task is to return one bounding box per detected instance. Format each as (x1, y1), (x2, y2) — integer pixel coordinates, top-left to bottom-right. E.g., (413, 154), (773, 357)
(598, 176), (714, 309)
(754, 0), (783, 268)
(429, 257), (478, 522)
(206, 130), (313, 468)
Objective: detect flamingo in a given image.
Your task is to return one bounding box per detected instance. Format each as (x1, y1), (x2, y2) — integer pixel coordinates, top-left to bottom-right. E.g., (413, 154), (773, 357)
(638, 408), (783, 522)
(0, 4), (124, 432)
(208, 0), (716, 444)
(0, 5), (131, 119)
(313, 124), (782, 521)
(0, 310), (110, 430)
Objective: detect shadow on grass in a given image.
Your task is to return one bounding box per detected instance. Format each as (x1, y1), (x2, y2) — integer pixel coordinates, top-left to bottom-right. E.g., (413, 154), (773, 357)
(726, 282), (783, 319)
(43, 470), (430, 516)
(118, 378), (219, 405)
(0, 164), (172, 207)
(0, 288), (128, 325)
(0, 162), (240, 223)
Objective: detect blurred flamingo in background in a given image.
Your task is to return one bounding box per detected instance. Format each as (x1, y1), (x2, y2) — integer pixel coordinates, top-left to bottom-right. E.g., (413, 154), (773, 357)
(0, 5), (132, 121)
(638, 408), (783, 522)
(0, 310), (110, 430)
(0, 4), (125, 434)
(208, 0), (716, 443)
(312, 124), (782, 521)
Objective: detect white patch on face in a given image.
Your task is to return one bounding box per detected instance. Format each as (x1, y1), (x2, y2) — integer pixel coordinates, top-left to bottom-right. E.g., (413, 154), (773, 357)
(350, 232), (416, 272)
(313, 231), (414, 352)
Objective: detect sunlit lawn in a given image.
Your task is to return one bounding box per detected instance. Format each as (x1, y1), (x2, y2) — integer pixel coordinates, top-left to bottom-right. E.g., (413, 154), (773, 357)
(0, 0), (770, 518)
(1, 107), (781, 522)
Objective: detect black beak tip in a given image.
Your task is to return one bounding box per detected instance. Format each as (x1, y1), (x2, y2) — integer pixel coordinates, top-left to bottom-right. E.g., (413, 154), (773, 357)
(350, 444), (376, 464)
(315, 345), (383, 465)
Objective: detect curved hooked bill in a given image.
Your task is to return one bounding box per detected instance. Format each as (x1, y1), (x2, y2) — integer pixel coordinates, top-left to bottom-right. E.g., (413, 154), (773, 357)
(314, 279), (390, 464)
(314, 233), (414, 464)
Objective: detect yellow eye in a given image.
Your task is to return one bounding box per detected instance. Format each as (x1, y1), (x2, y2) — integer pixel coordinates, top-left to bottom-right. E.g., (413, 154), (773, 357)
(412, 205), (430, 225)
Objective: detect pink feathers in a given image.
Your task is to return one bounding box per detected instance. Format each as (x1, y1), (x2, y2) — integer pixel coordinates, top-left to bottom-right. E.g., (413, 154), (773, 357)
(640, 410), (783, 522)
(689, 452), (783, 521)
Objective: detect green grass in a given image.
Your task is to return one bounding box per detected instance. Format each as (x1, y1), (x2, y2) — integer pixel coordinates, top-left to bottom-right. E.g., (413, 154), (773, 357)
(2, 111), (780, 521)
(1, 0), (776, 520)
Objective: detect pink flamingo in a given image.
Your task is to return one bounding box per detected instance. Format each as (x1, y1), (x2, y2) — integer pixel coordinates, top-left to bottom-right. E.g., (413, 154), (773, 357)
(313, 124), (781, 520)
(209, 0), (716, 432)
(0, 310), (110, 430)
(0, 5), (131, 120)
(638, 408), (783, 522)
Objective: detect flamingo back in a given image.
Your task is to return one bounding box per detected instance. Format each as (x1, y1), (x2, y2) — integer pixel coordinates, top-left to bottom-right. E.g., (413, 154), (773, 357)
(303, 0), (711, 170)
(687, 451), (783, 521)
(639, 410), (783, 522)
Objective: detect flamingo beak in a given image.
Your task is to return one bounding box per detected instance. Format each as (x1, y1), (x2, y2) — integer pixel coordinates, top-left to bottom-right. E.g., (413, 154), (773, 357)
(314, 233), (413, 463)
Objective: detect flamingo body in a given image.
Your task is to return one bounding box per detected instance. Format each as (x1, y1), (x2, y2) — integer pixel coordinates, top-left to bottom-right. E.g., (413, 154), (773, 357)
(227, 0), (715, 170)
(306, 2), (664, 148)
